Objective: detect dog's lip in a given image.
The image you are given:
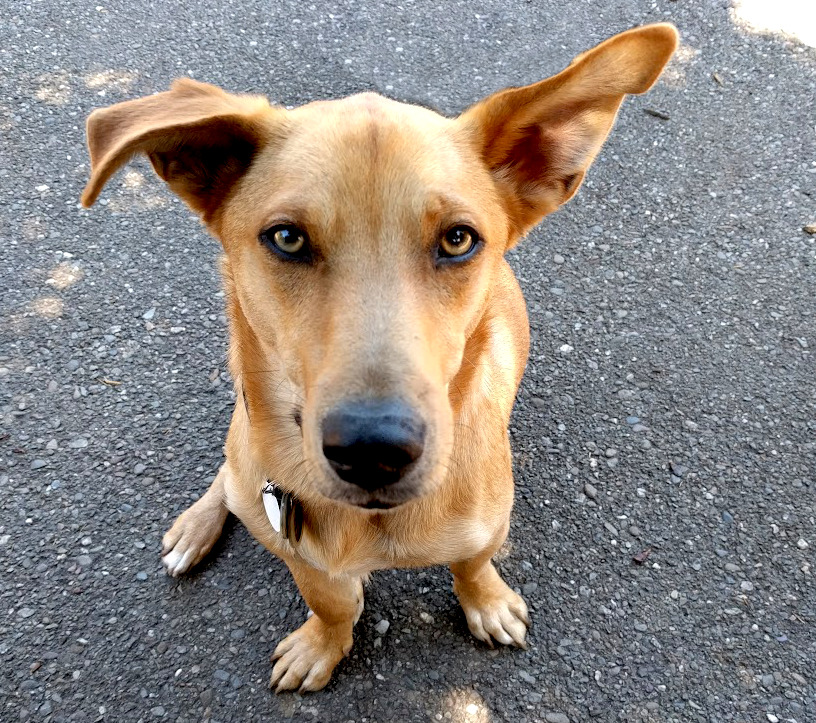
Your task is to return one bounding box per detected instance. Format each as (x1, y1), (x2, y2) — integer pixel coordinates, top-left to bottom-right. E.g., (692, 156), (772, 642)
(358, 499), (401, 510)
(321, 490), (408, 511)
(315, 480), (418, 510)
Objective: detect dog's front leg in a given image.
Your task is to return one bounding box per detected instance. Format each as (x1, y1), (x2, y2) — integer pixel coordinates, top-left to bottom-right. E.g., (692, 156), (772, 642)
(450, 526), (529, 649)
(271, 559), (364, 693)
(161, 461), (231, 576)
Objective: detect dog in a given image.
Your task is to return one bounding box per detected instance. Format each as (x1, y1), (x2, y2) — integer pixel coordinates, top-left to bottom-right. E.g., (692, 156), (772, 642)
(81, 23), (677, 692)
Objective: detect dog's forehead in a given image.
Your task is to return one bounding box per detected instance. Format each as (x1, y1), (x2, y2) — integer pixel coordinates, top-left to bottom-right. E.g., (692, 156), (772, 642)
(275, 92), (468, 180)
(291, 91), (449, 137)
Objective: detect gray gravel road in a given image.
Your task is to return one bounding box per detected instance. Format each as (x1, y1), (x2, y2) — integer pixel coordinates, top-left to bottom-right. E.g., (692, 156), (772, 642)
(2, 1), (815, 722)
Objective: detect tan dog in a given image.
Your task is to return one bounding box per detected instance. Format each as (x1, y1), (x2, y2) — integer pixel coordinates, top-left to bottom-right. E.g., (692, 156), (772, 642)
(81, 24), (677, 692)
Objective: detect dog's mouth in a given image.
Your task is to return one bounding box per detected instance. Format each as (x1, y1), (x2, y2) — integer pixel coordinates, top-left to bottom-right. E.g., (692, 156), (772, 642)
(315, 474), (425, 510)
(360, 499), (400, 510)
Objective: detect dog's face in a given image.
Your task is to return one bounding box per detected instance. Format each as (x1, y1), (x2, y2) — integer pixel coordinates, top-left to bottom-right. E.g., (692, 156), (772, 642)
(223, 95), (510, 507)
(82, 25), (678, 508)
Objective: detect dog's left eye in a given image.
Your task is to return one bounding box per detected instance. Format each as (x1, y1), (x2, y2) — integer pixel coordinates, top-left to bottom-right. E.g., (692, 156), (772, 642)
(259, 224), (311, 261)
(438, 226), (480, 261)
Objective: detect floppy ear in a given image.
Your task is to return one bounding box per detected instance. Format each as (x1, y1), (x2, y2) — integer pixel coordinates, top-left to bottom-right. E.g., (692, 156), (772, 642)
(460, 23), (679, 237)
(81, 78), (274, 223)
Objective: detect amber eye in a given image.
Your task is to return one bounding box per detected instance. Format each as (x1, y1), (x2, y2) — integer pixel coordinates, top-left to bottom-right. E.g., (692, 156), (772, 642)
(438, 226), (479, 260)
(259, 224), (310, 261)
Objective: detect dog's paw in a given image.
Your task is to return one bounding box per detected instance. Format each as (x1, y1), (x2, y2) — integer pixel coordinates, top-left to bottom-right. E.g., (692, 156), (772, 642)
(454, 569), (530, 648)
(270, 615), (353, 693)
(161, 499), (227, 577)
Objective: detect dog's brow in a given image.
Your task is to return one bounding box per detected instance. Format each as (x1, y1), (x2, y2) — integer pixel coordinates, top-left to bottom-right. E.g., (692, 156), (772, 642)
(257, 200), (327, 232)
(425, 192), (479, 221)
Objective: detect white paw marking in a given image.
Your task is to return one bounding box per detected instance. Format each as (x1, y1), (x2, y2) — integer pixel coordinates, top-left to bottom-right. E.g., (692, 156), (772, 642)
(162, 547), (193, 577)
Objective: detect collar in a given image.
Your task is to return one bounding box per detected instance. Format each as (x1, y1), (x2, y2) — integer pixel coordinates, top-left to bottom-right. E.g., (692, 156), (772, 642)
(262, 480), (303, 545)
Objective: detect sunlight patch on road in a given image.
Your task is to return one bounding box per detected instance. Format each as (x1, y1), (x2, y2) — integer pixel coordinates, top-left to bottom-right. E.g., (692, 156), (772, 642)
(84, 69), (138, 92)
(438, 689), (491, 723)
(31, 296), (64, 319)
(46, 262), (84, 291)
(123, 170), (145, 188)
(732, 0), (816, 47)
(34, 71), (72, 106)
(660, 43), (699, 89)
(22, 216), (48, 242)
(106, 193), (168, 213)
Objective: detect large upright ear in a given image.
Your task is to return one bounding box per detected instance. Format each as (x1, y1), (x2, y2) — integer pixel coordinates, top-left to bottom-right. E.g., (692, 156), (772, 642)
(81, 79), (275, 224)
(460, 23), (678, 237)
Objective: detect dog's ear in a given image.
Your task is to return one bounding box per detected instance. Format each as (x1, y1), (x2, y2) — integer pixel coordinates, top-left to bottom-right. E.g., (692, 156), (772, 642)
(460, 23), (678, 237)
(81, 79), (275, 223)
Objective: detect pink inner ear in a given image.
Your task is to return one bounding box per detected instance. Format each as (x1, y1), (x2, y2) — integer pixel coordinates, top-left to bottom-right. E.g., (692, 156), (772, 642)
(486, 114), (600, 235)
(499, 122), (582, 196)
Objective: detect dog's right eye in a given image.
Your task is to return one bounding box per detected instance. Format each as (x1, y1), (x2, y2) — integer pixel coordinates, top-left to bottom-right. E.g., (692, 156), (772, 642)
(259, 224), (311, 262)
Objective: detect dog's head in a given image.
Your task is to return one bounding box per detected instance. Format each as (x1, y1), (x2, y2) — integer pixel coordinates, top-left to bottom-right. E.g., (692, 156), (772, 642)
(83, 25), (677, 509)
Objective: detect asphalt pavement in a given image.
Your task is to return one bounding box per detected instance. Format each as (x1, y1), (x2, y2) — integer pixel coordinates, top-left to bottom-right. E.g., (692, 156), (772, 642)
(1, 1), (815, 721)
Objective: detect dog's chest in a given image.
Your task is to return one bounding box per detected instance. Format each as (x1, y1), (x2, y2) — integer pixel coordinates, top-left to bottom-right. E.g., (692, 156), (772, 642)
(225, 447), (500, 576)
(301, 514), (495, 577)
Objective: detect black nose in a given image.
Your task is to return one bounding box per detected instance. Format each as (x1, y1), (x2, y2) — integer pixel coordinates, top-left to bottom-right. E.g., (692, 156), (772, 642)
(321, 399), (426, 491)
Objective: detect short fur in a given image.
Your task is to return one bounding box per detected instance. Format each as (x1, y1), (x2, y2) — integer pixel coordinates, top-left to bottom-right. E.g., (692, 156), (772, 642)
(82, 24), (678, 692)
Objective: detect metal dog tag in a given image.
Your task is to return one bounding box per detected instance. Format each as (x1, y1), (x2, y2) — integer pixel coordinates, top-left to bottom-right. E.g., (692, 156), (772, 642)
(262, 480), (304, 544)
(262, 480), (283, 533)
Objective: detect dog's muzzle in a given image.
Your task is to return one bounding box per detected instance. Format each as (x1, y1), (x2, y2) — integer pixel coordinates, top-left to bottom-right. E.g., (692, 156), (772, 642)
(321, 398), (426, 494)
